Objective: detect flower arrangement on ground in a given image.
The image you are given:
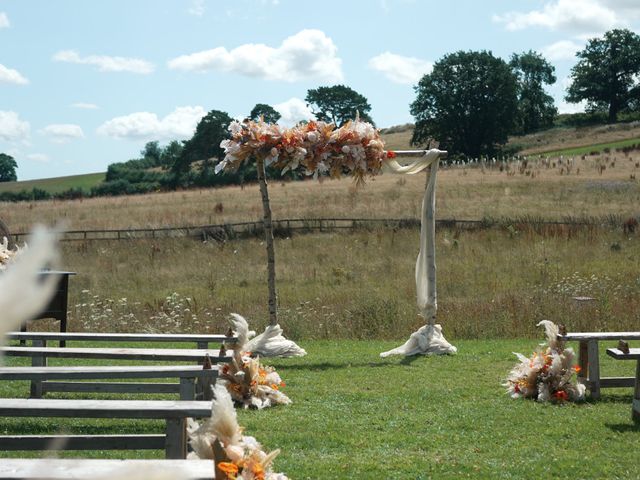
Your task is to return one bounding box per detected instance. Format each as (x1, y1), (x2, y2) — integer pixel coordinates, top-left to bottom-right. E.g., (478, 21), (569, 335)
(218, 314), (291, 409)
(188, 384), (289, 480)
(505, 320), (586, 402)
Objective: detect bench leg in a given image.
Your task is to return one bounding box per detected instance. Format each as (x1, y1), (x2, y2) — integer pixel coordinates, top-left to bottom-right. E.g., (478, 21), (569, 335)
(30, 340), (47, 398)
(587, 339), (601, 400)
(633, 360), (640, 423)
(578, 340), (588, 382)
(179, 378), (196, 400)
(165, 418), (187, 459)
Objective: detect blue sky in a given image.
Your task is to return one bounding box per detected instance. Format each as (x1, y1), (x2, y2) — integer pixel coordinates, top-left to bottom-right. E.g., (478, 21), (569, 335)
(1, 0), (639, 181)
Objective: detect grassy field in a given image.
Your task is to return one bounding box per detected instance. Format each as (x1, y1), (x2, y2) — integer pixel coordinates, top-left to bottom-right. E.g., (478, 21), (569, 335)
(0, 340), (638, 478)
(2, 148), (640, 233)
(537, 137), (640, 157)
(26, 226), (636, 341)
(0, 172), (105, 195)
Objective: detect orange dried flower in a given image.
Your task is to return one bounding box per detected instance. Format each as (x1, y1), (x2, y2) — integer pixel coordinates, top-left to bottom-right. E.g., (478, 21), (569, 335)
(218, 462), (239, 479)
(573, 365), (582, 374)
(386, 150), (397, 158)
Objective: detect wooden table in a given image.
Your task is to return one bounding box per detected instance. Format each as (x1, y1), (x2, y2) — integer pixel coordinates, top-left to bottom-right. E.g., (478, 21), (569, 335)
(559, 332), (640, 399)
(606, 347), (640, 423)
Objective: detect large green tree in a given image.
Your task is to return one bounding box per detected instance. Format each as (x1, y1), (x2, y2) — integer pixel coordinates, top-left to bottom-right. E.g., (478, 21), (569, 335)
(0, 153), (17, 182)
(305, 85), (373, 126)
(410, 50), (518, 158)
(250, 103), (281, 124)
(566, 29), (640, 123)
(510, 51), (557, 133)
(172, 109), (232, 177)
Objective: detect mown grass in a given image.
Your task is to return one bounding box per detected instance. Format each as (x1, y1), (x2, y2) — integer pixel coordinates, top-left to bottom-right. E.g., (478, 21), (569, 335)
(0, 172), (105, 195)
(0, 340), (638, 479)
(537, 137), (640, 157)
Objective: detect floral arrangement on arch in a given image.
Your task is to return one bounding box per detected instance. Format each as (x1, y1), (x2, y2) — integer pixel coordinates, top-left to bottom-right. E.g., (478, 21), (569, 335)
(217, 117), (394, 184)
(188, 384), (289, 480)
(218, 314), (291, 409)
(504, 320), (586, 403)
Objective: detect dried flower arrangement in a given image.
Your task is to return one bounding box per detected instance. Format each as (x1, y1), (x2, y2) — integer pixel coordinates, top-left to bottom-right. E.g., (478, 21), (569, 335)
(0, 236), (24, 271)
(188, 384), (289, 479)
(218, 314), (291, 409)
(505, 320), (586, 402)
(217, 117), (392, 185)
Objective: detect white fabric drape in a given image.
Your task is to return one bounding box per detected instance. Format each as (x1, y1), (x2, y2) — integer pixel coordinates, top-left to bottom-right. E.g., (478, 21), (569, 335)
(380, 149), (457, 357)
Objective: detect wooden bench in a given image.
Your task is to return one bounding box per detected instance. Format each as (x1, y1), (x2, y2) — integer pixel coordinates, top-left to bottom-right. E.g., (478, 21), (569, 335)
(8, 331), (237, 349)
(0, 346), (231, 399)
(0, 365), (218, 400)
(606, 348), (640, 423)
(0, 459), (214, 479)
(0, 398), (212, 458)
(559, 332), (640, 399)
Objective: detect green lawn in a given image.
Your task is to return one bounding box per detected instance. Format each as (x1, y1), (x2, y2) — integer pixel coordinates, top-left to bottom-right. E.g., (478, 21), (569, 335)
(1, 339), (638, 479)
(0, 172), (105, 195)
(536, 137), (640, 157)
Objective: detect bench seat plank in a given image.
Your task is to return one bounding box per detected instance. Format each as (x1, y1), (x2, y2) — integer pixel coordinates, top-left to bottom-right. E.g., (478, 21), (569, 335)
(0, 398), (212, 419)
(0, 365), (217, 380)
(1, 346), (231, 362)
(0, 459), (214, 479)
(0, 434), (165, 451)
(606, 347), (640, 360)
(560, 332), (640, 341)
(8, 331), (236, 344)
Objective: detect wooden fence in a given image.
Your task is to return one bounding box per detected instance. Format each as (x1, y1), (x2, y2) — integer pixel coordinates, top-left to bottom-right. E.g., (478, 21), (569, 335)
(12, 215), (625, 243)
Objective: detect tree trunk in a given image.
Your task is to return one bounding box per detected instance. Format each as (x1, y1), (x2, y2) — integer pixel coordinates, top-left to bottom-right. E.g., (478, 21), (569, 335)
(608, 100), (618, 124)
(256, 157), (278, 326)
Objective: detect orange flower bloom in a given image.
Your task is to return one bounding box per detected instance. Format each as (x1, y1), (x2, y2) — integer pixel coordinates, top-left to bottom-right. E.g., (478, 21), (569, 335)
(386, 150), (397, 159)
(218, 462), (239, 479)
(252, 463), (266, 480)
(573, 365), (582, 374)
(271, 383), (280, 390)
(553, 390), (569, 402)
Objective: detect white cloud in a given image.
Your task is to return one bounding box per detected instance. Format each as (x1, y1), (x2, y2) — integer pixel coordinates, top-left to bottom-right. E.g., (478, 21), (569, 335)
(0, 12), (9, 29)
(188, 0), (205, 16)
(41, 124), (84, 143)
(97, 106), (207, 140)
(53, 50), (155, 74)
(541, 40), (583, 61)
(0, 111), (30, 142)
(168, 29), (343, 82)
(273, 98), (314, 126)
(558, 99), (587, 114)
(493, 0), (624, 33)
(368, 52), (432, 84)
(26, 153), (50, 163)
(0, 63), (28, 85)
(71, 102), (99, 110)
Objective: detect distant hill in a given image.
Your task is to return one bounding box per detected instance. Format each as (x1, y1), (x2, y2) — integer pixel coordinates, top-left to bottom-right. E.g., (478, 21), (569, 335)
(0, 172), (105, 195)
(3, 120), (640, 196)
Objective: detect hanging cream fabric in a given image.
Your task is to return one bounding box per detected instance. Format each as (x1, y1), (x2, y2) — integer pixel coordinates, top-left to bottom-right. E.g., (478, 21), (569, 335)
(380, 149), (457, 357)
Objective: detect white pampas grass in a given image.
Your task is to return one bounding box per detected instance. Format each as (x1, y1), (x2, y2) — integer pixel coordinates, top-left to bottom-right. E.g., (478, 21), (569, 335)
(0, 227), (60, 345)
(504, 320), (586, 402)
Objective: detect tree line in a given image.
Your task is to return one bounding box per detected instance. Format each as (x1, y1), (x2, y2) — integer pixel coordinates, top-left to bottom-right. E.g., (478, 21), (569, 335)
(2, 28), (639, 199)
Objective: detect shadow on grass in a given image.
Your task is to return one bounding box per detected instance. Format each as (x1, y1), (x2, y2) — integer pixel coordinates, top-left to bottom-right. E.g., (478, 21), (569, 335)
(606, 422), (640, 433)
(277, 360), (398, 371)
(587, 394), (635, 405)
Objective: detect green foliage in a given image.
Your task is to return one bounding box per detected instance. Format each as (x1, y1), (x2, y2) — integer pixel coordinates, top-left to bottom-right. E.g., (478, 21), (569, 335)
(250, 103), (282, 124)
(411, 50), (518, 158)
(305, 85), (373, 126)
(566, 28), (640, 123)
(510, 51), (557, 133)
(172, 109), (233, 182)
(0, 153), (18, 182)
